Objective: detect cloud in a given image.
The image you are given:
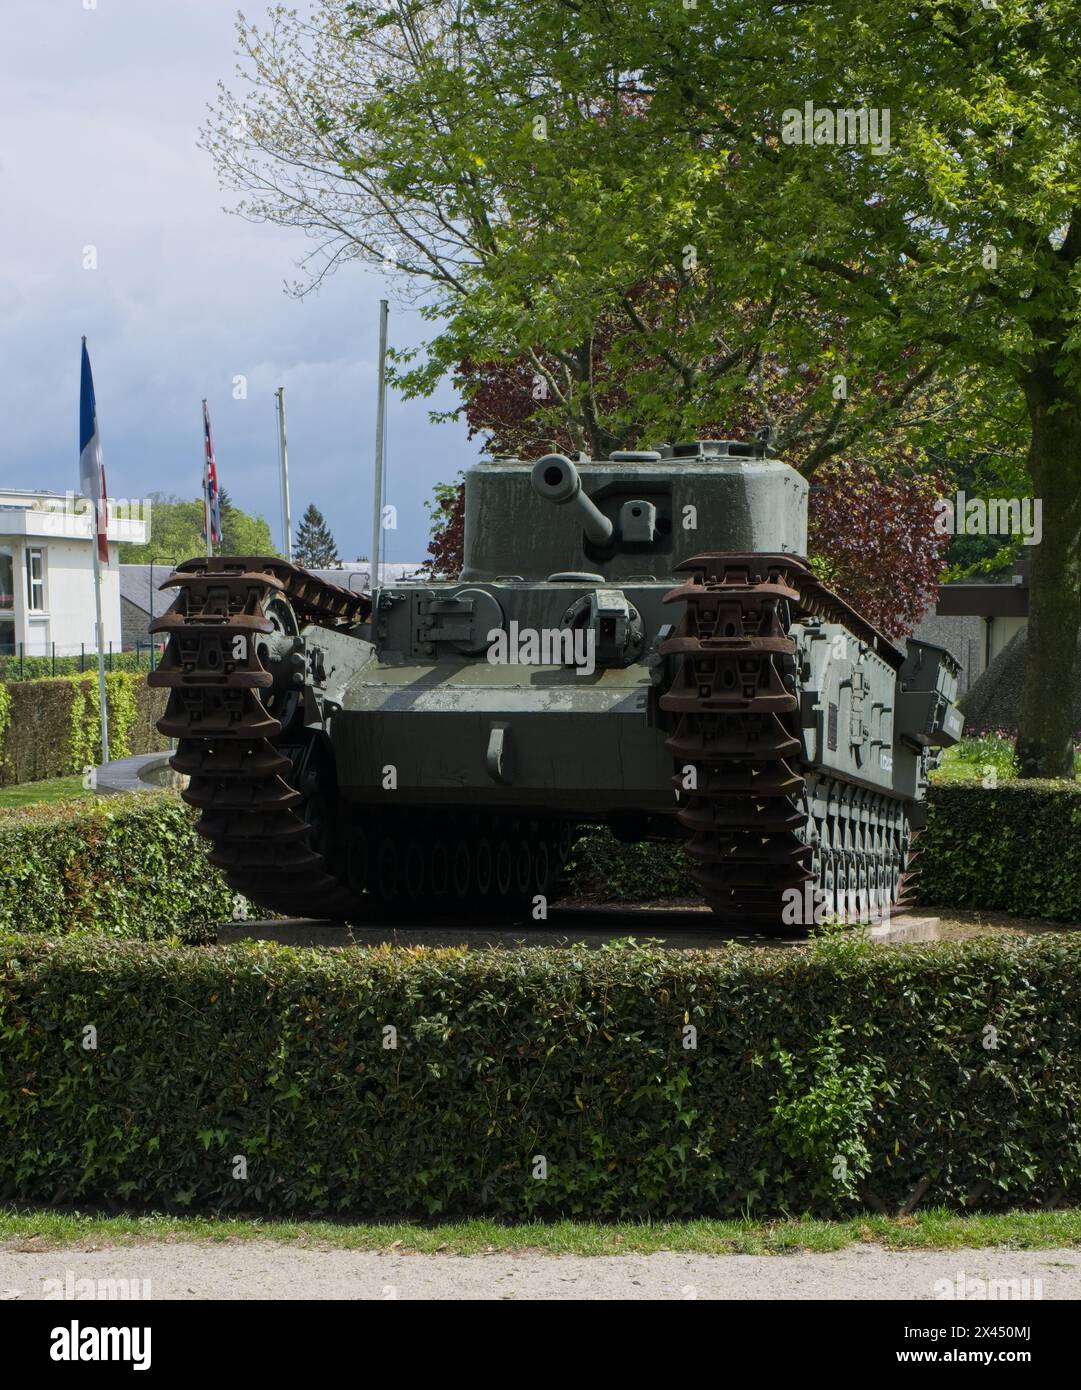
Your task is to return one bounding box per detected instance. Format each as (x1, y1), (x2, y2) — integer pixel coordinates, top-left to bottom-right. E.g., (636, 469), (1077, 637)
(0, 0), (477, 560)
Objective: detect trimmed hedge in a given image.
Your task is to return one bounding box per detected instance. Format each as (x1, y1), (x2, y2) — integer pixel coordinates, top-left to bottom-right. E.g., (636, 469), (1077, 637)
(916, 781), (1081, 921)
(2, 934), (1080, 1217)
(0, 794), (231, 940)
(570, 783), (1081, 920)
(0, 673), (168, 786)
(3, 780), (1080, 938)
(0, 651), (155, 683)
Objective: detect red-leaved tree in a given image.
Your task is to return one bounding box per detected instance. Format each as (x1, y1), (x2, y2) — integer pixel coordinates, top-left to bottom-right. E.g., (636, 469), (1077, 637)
(431, 355), (951, 636)
(808, 457), (951, 638)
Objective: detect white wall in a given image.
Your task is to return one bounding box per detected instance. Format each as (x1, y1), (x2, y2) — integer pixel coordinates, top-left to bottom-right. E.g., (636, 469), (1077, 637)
(0, 490), (144, 656)
(0, 535), (122, 656)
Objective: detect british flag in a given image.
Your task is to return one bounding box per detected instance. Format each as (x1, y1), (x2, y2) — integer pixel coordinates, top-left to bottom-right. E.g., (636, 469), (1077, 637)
(202, 398), (221, 547)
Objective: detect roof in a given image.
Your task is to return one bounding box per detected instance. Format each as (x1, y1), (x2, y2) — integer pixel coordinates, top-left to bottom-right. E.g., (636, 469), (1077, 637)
(119, 565), (176, 620)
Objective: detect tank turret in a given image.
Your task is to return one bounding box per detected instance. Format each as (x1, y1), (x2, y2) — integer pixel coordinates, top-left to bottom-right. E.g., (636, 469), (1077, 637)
(460, 440), (808, 582)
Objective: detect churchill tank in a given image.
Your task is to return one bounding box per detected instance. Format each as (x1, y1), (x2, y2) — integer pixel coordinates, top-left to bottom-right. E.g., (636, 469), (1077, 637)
(149, 439), (962, 932)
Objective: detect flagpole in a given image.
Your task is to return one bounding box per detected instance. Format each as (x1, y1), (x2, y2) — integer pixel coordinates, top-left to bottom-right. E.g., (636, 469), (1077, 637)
(81, 336), (109, 765)
(91, 521), (110, 764)
(276, 387), (293, 562)
(202, 399), (213, 558)
(370, 299), (389, 606)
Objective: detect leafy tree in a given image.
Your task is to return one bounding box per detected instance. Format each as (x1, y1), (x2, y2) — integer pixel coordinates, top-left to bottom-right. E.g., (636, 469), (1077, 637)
(118, 495), (205, 564)
(808, 457), (952, 638)
(218, 488), (278, 558)
(452, 350), (958, 633)
(120, 493), (277, 563)
(938, 452), (1035, 581)
(423, 477), (466, 578)
(205, 0), (1081, 776)
(294, 503), (341, 568)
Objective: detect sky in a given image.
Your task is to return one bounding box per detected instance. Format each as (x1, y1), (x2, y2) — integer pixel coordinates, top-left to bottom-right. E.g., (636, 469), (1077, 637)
(0, 0), (478, 563)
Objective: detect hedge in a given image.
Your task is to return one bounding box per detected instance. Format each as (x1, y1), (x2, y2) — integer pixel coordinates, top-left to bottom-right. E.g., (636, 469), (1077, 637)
(569, 784), (1081, 920)
(3, 781), (1080, 938)
(0, 673), (168, 786)
(916, 781), (1081, 921)
(0, 650), (155, 683)
(2, 934), (1080, 1217)
(0, 793), (232, 940)
(565, 832), (692, 902)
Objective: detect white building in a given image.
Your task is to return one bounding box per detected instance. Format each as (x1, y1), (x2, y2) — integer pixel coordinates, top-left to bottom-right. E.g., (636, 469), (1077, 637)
(0, 491), (148, 657)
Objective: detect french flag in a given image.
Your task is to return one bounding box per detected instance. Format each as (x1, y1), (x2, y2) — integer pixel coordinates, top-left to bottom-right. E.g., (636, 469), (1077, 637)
(79, 337), (109, 564)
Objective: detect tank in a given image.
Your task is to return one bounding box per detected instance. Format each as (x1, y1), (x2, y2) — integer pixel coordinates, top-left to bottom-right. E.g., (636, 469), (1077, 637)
(149, 439), (962, 932)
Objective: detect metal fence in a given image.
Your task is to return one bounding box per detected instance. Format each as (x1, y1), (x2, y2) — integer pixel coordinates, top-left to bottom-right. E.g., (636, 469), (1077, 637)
(0, 640), (163, 682)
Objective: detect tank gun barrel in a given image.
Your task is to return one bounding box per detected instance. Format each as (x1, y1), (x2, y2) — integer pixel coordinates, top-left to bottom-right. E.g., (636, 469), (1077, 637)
(530, 454), (614, 547)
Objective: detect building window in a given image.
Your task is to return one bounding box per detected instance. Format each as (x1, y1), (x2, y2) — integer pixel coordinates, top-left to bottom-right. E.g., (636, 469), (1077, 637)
(0, 549), (13, 655)
(25, 547), (45, 611)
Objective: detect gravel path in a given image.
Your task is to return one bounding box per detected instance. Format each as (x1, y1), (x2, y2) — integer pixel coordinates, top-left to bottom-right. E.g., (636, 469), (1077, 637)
(1, 1243), (1077, 1300)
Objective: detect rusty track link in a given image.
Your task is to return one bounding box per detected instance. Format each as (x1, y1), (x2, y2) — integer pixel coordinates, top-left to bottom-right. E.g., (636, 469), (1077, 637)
(660, 553), (914, 930)
(149, 556), (371, 920)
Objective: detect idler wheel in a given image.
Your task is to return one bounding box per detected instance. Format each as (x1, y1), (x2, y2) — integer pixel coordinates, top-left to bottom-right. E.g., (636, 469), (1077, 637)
(452, 840), (472, 900)
(474, 839), (493, 897)
(346, 828), (369, 895)
(376, 837), (400, 901)
(515, 840), (532, 896)
(258, 594), (302, 731)
(533, 840), (550, 894)
(495, 839), (513, 897)
(430, 839), (450, 899)
(404, 839), (426, 901)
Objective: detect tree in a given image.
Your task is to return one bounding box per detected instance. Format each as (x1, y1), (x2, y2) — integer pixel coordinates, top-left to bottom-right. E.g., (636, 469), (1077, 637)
(119, 493), (277, 563)
(217, 488), (279, 557)
(205, 1), (1081, 775)
(294, 503), (340, 568)
(423, 477), (466, 578)
(808, 459), (952, 639)
(203, 7), (961, 461)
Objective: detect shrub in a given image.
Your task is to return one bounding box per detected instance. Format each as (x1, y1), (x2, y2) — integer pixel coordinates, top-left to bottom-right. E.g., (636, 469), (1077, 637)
(915, 781), (1081, 920)
(2, 934), (1080, 1217)
(3, 780), (1079, 937)
(0, 651), (155, 683)
(564, 832), (693, 902)
(0, 793), (232, 940)
(0, 674), (167, 785)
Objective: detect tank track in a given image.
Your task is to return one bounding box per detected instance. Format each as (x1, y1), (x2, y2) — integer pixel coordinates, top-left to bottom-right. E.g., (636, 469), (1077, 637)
(659, 553), (914, 930)
(149, 557), (572, 921)
(148, 557), (373, 920)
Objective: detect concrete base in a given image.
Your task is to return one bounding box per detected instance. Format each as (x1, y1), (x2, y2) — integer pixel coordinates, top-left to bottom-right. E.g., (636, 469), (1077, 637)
(92, 752), (187, 796)
(215, 906), (941, 952)
(865, 914), (942, 944)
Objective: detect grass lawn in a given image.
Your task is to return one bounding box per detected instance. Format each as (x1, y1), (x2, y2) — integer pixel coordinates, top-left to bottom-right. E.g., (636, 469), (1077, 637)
(0, 775), (92, 809)
(930, 732), (1081, 784)
(3, 1206), (1081, 1255)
